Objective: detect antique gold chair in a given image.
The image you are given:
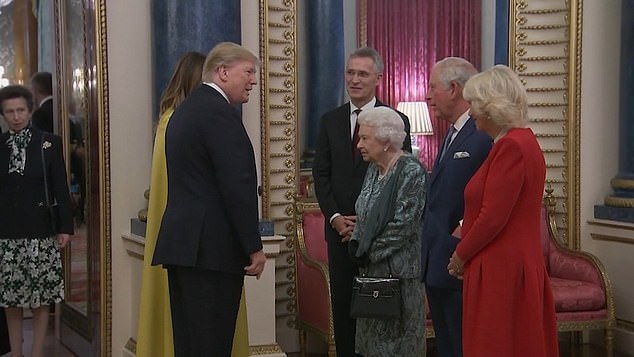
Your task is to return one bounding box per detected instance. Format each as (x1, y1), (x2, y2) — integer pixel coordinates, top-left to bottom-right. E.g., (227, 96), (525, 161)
(293, 199), (336, 356)
(542, 192), (616, 356)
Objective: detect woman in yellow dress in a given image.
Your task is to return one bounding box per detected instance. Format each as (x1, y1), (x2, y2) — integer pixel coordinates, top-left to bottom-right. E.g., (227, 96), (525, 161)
(136, 51), (250, 357)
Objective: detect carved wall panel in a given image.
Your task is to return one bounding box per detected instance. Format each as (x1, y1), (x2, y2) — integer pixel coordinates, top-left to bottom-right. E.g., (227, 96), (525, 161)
(509, 0), (582, 248)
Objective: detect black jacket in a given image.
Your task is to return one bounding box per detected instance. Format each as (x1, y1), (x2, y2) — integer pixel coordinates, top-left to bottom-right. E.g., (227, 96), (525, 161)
(0, 128), (74, 239)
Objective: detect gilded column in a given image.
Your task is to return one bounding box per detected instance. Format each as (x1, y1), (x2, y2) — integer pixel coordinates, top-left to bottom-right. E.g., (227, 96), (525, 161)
(594, 0), (634, 222)
(12, 0), (38, 84)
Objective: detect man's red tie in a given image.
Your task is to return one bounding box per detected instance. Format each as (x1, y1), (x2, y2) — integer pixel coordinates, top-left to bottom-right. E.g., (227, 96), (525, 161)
(352, 109), (362, 159)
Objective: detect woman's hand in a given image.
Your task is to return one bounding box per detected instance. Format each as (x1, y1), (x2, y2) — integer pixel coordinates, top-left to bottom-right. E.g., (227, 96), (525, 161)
(57, 233), (70, 248)
(447, 251), (464, 280)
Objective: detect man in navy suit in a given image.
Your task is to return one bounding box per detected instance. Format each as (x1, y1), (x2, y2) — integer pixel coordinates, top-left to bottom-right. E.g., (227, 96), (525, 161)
(421, 57), (491, 357)
(152, 42), (266, 356)
(313, 47), (411, 356)
(30, 72), (54, 133)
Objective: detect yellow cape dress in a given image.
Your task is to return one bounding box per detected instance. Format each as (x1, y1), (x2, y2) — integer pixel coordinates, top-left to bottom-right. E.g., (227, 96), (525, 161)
(136, 109), (250, 357)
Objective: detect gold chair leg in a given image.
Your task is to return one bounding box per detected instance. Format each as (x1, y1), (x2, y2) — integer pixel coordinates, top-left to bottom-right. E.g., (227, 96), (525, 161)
(605, 328), (614, 357)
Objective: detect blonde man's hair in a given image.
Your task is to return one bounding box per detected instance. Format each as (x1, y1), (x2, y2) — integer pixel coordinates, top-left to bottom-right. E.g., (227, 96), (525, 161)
(202, 42), (259, 82)
(463, 65), (528, 129)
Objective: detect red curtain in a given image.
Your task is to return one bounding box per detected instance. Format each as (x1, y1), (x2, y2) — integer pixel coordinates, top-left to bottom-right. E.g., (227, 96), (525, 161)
(358, 0), (481, 169)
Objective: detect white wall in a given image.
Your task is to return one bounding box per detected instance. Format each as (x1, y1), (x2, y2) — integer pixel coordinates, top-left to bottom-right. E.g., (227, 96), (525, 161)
(106, 2), (263, 354)
(106, 0), (154, 353)
(580, 0), (634, 352)
(481, 0), (496, 69)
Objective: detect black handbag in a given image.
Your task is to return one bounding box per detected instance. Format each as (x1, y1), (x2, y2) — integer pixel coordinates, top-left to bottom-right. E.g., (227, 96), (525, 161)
(41, 134), (60, 234)
(350, 275), (401, 319)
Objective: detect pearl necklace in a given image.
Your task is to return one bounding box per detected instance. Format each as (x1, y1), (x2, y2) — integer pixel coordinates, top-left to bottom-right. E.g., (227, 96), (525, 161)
(378, 151), (403, 179)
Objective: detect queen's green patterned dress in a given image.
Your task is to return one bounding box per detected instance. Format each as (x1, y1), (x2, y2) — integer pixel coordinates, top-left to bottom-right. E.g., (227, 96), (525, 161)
(353, 153), (428, 357)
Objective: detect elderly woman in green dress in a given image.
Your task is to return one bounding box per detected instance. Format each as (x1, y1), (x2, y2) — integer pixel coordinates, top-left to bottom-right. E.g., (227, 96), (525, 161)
(350, 106), (428, 356)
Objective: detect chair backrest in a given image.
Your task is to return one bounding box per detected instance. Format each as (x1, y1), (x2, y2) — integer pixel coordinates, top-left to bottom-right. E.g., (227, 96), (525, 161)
(301, 208), (327, 264)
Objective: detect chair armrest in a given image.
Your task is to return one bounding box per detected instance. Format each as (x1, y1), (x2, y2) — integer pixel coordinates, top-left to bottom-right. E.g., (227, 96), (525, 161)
(549, 245), (604, 286)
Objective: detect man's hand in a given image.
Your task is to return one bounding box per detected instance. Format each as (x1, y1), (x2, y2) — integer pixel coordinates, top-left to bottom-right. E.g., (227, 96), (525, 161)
(331, 215), (356, 242)
(245, 250), (266, 279)
(57, 233), (70, 248)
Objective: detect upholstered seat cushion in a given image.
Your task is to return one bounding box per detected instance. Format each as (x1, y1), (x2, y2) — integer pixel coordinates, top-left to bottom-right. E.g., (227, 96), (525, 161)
(550, 277), (605, 312)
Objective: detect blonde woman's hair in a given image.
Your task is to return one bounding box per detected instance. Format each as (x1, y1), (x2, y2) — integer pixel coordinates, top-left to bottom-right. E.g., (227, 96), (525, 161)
(463, 65), (528, 129)
(159, 51), (206, 116)
(201, 42), (259, 82)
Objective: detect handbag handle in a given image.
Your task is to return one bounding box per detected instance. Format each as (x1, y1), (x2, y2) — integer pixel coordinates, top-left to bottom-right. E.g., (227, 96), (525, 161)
(360, 258), (398, 278)
(40, 133), (52, 207)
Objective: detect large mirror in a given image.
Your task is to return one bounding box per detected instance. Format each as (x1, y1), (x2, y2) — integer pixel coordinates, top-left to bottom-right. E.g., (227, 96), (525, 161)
(0, 0), (109, 355)
(54, 0), (110, 355)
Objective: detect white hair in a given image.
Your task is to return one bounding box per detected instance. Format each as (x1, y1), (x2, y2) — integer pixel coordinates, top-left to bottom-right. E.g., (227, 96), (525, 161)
(357, 106), (406, 148)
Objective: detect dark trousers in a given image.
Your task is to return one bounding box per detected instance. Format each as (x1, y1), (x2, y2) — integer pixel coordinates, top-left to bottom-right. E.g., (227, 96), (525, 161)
(326, 238), (362, 357)
(167, 266), (243, 357)
(426, 286), (463, 357)
(0, 308), (9, 354)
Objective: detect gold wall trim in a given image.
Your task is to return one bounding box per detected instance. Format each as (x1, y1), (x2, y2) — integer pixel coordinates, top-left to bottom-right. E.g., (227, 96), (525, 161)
(509, 0), (582, 249)
(590, 233), (634, 245)
(588, 219), (634, 230)
(96, 1), (112, 354)
(259, 0), (299, 227)
(617, 319), (634, 332)
(260, 0), (298, 350)
(249, 343), (285, 354)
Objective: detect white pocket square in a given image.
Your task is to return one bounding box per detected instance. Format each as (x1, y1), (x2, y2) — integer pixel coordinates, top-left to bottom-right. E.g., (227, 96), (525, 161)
(453, 151), (470, 159)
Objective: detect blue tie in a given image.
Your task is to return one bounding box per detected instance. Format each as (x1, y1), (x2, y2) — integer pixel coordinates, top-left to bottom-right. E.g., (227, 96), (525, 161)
(439, 126), (456, 160)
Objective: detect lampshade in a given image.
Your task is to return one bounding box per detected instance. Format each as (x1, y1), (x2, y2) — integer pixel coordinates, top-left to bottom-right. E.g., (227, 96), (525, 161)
(396, 101), (433, 135)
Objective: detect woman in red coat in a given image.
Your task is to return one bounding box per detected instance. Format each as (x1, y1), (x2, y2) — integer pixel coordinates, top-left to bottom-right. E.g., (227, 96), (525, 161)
(447, 65), (559, 357)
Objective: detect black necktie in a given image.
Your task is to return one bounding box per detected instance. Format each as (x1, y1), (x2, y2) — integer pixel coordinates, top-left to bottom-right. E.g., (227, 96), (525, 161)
(352, 109), (362, 158)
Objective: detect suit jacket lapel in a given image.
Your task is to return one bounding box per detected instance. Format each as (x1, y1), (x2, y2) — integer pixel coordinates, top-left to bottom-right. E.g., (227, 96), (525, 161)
(430, 118), (477, 186)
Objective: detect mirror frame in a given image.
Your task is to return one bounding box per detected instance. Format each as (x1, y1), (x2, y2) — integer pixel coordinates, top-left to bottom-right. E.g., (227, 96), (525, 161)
(53, 0), (111, 355)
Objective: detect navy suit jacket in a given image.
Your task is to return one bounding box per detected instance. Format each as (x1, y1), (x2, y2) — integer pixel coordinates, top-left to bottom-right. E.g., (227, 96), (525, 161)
(312, 100), (412, 243)
(421, 118), (491, 288)
(152, 85), (263, 275)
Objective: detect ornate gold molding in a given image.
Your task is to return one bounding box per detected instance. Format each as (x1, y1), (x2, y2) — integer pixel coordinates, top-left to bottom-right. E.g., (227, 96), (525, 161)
(611, 178), (634, 190)
(509, 0), (582, 248)
(249, 343), (285, 354)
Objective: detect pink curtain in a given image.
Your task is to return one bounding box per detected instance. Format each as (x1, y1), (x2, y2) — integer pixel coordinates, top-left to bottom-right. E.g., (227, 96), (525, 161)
(358, 0), (481, 169)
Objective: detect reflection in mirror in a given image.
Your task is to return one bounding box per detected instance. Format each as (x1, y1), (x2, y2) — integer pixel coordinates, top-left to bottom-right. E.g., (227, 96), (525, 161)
(63, 0), (89, 316)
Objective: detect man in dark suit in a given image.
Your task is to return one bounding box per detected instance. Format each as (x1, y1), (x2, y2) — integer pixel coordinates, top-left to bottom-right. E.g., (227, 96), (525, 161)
(152, 42), (266, 356)
(421, 57), (492, 357)
(312, 47), (411, 356)
(30, 72), (54, 133)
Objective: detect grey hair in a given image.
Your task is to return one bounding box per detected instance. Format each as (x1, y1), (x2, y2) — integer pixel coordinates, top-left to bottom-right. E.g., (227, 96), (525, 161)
(463, 65), (528, 129)
(357, 106), (406, 148)
(348, 47), (384, 73)
(434, 57), (478, 89)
